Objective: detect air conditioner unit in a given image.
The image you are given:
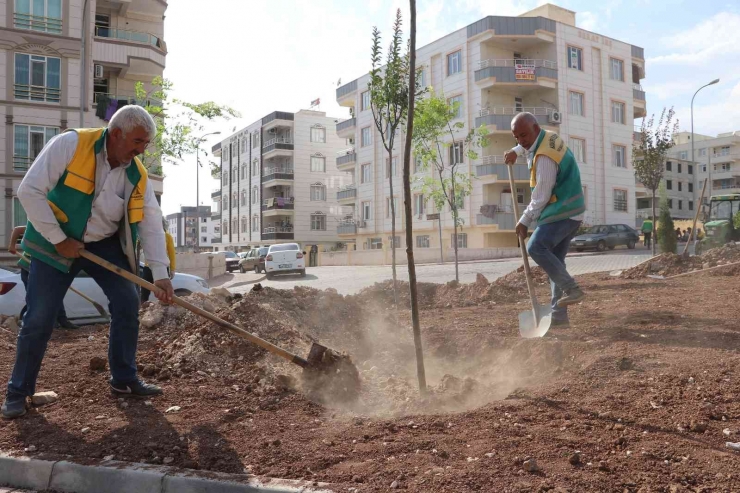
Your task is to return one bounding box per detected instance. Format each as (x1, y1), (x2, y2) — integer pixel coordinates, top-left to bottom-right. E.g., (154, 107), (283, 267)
(548, 111), (562, 124)
(94, 64), (104, 79)
(268, 128), (277, 134)
(348, 137), (355, 145)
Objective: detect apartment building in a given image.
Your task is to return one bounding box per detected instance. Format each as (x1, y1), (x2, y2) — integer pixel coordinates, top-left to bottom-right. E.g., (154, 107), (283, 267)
(634, 156), (697, 225)
(166, 206), (218, 252)
(0, 0), (167, 251)
(334, 3), (645, 250)
(671, 131), (740, 197)
(211, 109), (351, 251)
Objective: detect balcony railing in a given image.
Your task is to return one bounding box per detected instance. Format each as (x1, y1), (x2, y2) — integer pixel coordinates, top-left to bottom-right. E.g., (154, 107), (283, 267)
(478, 155), (527, 165)
(336, 118), (356, 133)
(262, 227), (294, 241)
(476, 209), (516, 229)
(477, 58), (557, 69)
(95, 26), (164, 50)
(476, 161), (530, 179)
(14, 84), (60, 104)
(633, 85), (646, 101)
(337, 150), (357, 167)
(13, 155), (33, 172)
(262, 198), (295, 211)
(94, 91), (163, 108)
(337, 221), (358, 235)
(337, 185), (357, 201)
(336, 79), (358, 99)
(475, 107), (556, 131)
(13, 12), (62, 33)
(262, 167), (294, 182)
(262, 137), (294, 154)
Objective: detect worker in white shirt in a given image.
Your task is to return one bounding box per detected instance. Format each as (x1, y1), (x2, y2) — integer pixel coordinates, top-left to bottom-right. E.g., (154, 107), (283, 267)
(504, 112), (587, 329)
(2, 106), (174, 419)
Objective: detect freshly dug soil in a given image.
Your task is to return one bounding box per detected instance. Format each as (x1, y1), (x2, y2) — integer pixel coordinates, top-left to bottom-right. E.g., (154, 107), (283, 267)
(1, 271), (740, 492)
(622, 243), (740, 279)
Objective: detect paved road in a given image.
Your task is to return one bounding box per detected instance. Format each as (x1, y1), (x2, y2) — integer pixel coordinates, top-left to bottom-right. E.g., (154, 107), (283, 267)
(221, 248), (652, 296)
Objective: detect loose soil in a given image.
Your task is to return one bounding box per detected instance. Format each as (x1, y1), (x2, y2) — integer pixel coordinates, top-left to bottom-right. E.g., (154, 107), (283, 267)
(622, 243), (740, 279)
(1, 265), (740, 492)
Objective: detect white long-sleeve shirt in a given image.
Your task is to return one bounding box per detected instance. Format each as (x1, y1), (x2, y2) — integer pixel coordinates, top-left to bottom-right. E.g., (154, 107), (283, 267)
(512, 143), (584, 228)
(17, 131), (170, 281)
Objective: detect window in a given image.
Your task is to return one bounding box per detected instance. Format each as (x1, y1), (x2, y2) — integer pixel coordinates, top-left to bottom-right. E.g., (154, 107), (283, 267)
(241, 165), (247, 180)
(13, 197), (27, 227)
(310, 183), (326, 201)
(361, 90), (371, 111)
(241, 216), (248, 233)
(451, 233), (468, 249)
(611, 101), (625, 124)
(449, 142), (464, 165)
(386, 197), (399, 218)
(716, 146), (731, 157)
(515, 97), (523, 113)
(414, 155), (423, 173)
(310, 155), (326, 172)
(13, 124), (58, 172)
(689, 201), (694, 211)
(311, 213), (326, 231)
(448, 95), (463, 119)
(569, 91), (584, 116)
(240, 139), (246, 154)
(386, 157), (398, 178)
(252, 132), (259, 148)
(368, 238), (383, 250)
(252, 215), (259, 232)
(678, 182), (682, 192)
(689, 183), (694, 193)
(418, 68), (427, 88)
(698, 148), (707, 157)
(222, 170), (227, 185)
(678, 200), (683, 210)
(701, 164), (706, 173)
(679, 151), (688, 160)
(15, 53), (61, 103)
(361, 163), (371, 184)
(613, 189), (628, 212)
(668, 199), (673, 209)
(201, 226), (207, 233)
(252, 160), (259, 176)
(222, 197), (227, 210)
(665, 161), (672, 171)
(222, 220), (228, 235)
(14, 0), (62, 33)
(715, 162), (732, 172)
(677, 163), (682, 174)
(416, 235), (430, 248)
(567, 46), (583, 70)
(613, 145), (626, 168)
(609, 57), (624, 81)
(362, 201), (372, 221)
(232, 192), (238, 208)
(240, 190), (246, 206)
(570, 138), (585, 163)
(414, 194), (426, 216)
(388, 236), (401, 248)
(666, 179), (672, 190)
(232, 218), (238, 234)
(361, 127), (372, 147)
(310, 126), (326, 143)
(447, 50), (462, 76)
(688, 164), (694, 175)
(252, 186), (258, 204)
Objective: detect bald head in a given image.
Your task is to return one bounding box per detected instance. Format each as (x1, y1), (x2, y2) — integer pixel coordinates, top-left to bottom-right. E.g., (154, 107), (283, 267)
(511, 112), (541, 150)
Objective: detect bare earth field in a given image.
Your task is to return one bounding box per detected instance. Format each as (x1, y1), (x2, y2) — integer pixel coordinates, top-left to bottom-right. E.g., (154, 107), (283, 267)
(1, 254), (740, 492)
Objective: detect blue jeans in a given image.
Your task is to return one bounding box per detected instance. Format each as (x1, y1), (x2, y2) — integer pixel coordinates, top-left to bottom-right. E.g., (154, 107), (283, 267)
(7, 236), (140, 399)
(527, 219), (582, 322)
(19, 268), (68, 323)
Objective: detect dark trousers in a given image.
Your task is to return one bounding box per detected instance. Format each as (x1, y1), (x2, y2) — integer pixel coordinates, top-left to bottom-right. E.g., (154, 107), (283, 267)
(643, 232), (651, 247)
(19, 268), (69, 324)
(7, 236), (140, 398)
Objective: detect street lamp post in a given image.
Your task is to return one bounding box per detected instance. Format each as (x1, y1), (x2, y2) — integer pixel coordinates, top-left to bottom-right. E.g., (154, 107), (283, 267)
(691, 78), (719, 223)
(194, 131), (221, 252)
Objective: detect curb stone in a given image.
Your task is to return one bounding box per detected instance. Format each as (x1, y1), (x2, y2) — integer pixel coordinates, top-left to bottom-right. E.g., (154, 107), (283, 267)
(0, 455), (332, 493)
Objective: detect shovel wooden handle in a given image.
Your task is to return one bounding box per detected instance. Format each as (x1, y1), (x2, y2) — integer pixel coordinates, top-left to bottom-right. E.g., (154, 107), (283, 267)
(78, 250), (309, 368)
(506, 163), (541, 327)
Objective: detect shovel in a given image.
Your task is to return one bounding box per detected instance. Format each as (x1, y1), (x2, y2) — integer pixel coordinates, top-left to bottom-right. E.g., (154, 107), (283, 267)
(506, 163), (552, 338)
(78, 250), (361, 402)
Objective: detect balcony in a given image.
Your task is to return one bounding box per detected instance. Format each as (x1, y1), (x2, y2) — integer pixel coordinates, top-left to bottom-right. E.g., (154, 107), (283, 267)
(633, 124), (642, 142)
(475, 157), (529, 180)
(13, 12), (62, 33)
(337, 185), (357, 202)
(262, 198), (295, 217)
(93, 26), (166, 77)
(14, 84), (60, 104)
(467, 16), (556, 44)
(337, 220), (358, 235)
(336, 79), (358, 107)
(262, 137), (294, 157)
(476, 206), (516, 230)
(475, 59), (557, 90)
(336, 118), (356, 139)
(262, 227), (294, 241)
(262, 111), (294, 132)
(711, 151), (740, 163)
(475, 107), (558, 133)
(211, 189), (221, 198)
(262, 166), (294, 185)
(336, 149), (357, 171)
(93, 90), (162, 109)
(633, 83), (646, 119)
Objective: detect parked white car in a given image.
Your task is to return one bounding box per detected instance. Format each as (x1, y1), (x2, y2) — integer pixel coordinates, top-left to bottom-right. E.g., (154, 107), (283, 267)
(0, 266), (210, 324)
(265, 243), (306, 279)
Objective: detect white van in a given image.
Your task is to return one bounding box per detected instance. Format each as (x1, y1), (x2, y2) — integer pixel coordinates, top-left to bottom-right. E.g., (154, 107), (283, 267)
(265, 243), (306, 279)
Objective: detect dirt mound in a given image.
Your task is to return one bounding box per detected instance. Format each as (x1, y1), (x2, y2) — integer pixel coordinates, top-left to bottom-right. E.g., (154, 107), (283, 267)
(622, 243), (740, 279)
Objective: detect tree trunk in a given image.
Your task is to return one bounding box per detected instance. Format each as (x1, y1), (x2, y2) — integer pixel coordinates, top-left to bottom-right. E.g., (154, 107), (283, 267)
(437, 215), (444, 264)
(451, 178), (459, 282)
(388, 148), (398, 306)
(651, 189), (657, 256)
(404, 0), (426, 395)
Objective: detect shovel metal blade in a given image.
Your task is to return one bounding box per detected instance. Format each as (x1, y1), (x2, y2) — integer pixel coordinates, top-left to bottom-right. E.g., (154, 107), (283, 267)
(646, 274), (666, 280)
(518, 305), (553, 339)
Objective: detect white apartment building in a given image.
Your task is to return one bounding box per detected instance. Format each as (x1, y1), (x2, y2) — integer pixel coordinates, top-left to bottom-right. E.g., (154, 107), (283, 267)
(334, 3), (645, 250)
(0, 0), (167, 251)
(671, 131), (740, 197)
(211, 109), (351, 251)
(166, 206), (218, 252)
(634, 156), (697, 225)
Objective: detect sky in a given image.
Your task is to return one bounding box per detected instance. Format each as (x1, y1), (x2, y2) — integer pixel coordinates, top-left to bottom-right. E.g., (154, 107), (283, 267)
(159, 0), (740, 215)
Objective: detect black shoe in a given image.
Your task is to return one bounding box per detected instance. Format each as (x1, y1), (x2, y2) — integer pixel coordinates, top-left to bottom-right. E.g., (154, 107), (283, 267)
(57, 317), (79, 330)
(110, 378), (163, 397)
(551, 319), (571, 328)
(556, 288), (586, 308)
(1, 395), (28, 419)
